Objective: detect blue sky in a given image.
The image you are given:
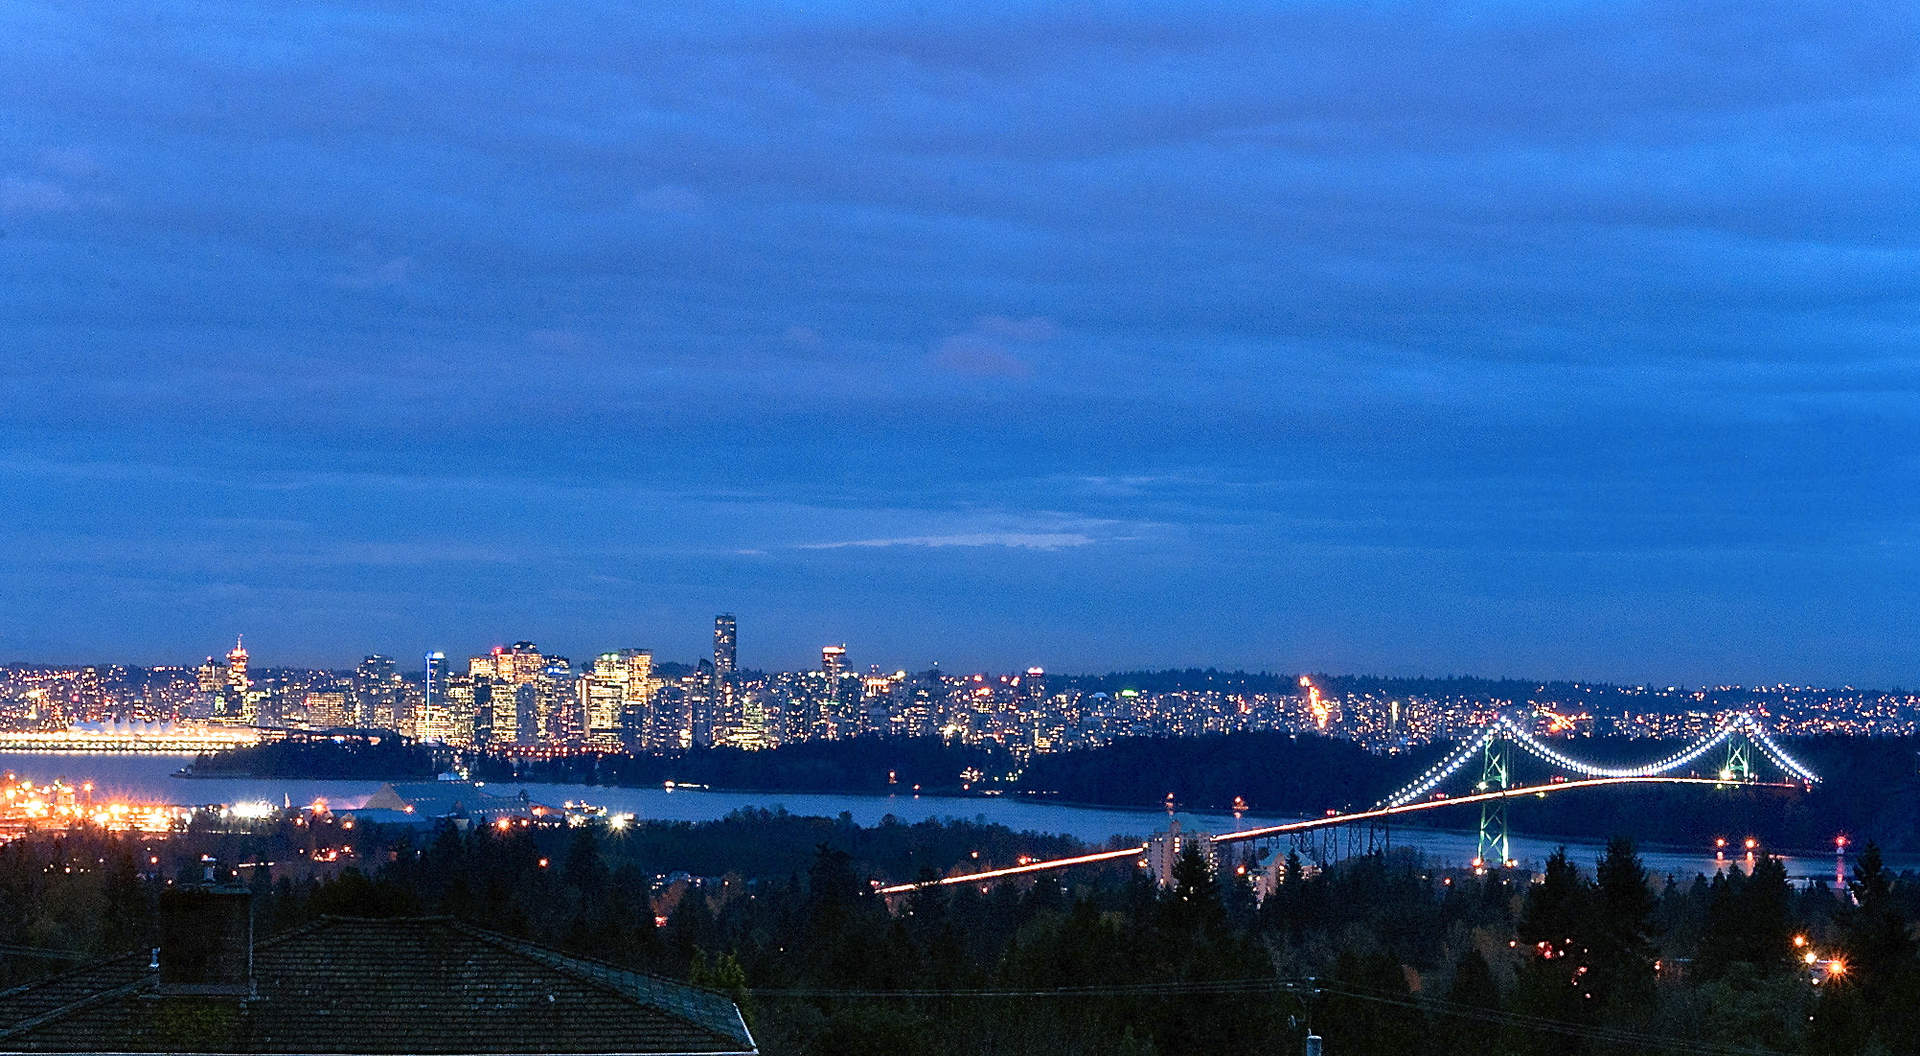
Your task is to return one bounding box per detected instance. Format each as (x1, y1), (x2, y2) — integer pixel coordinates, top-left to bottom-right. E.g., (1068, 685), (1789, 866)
(3, 1), (1917, 682)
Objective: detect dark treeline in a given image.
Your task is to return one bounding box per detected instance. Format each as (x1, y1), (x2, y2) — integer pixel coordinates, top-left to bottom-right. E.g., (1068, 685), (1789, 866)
(6, 811), (1920, 1054)
(1021, 731), (1412, 812)
(185, 736), (453, 778)
(474, 737), (1016, 794)
(1056, 670), (1629, 697)
(185, 736), (1013, 794)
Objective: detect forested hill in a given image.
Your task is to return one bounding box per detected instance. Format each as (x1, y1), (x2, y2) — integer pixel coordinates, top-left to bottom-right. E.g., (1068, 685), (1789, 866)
(1055, 669), (1627, 700)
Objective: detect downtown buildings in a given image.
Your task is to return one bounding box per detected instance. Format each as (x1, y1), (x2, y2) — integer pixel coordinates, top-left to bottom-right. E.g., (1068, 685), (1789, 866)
(3, 620), (1919, 759)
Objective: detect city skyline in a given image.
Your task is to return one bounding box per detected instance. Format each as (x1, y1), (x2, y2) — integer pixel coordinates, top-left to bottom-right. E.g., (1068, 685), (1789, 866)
(3, 613), (1917, 692)
(6, 4), (1919, 685)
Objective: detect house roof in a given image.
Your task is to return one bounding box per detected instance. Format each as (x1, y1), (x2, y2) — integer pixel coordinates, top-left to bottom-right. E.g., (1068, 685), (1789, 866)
(0, 917), (754, 1055)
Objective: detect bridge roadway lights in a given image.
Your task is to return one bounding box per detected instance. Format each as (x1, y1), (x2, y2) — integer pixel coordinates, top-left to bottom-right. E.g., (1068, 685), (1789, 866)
(877, 715), (1818, 894)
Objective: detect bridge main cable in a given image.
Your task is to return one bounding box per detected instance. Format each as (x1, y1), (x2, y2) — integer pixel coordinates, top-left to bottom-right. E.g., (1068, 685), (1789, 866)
(1380, 711), (1819, 808)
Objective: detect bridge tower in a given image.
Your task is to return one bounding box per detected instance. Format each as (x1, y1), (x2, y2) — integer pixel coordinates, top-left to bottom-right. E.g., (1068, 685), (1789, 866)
(1476, 737), (1511, 868)
(1720, 739), (1753, 782)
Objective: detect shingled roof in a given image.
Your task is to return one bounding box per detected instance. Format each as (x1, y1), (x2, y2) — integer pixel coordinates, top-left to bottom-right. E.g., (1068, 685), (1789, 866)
(0, 917), (755, 1055)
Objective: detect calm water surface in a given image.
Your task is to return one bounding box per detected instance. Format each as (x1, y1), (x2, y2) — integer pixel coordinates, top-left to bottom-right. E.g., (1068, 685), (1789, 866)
(0, 751), (1872, 882)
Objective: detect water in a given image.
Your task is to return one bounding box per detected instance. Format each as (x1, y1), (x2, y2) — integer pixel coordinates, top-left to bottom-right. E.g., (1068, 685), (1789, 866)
(0, 751), (1873, 883)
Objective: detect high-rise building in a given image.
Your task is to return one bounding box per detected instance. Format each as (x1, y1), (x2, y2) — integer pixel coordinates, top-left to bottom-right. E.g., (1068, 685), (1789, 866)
(425, 652), (448, 707)
(465, 643), (544, 746)
(497, 642), (545, 686)
(414, 652), (451, 742)
(821, 644), (846, 682)
(225, 637), (250, 695)
(539, 655), (577, 743)
(216, 637), (252, 720)
(713, 614), (737, 678)
(584, 649), (655, 749)
(444, 674), (479, 748)
(196, 657), (225, 694)
(305, 692), (348, 728)
(353, 655), (400, 728)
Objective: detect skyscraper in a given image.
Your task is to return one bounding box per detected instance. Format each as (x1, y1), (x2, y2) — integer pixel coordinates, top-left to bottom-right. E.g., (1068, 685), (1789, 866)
(425, 652), (448, 708)
(713, 614), (736, 679)
(214, 637), (253, 721)
(353, 655), (399, 728)
(585, 649), (654, 749)
(821, 644), (848, 719)
(417, 652), (451, 742)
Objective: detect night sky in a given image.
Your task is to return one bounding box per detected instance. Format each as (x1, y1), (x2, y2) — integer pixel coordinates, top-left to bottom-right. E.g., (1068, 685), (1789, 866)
(4, 3), (1917, 683)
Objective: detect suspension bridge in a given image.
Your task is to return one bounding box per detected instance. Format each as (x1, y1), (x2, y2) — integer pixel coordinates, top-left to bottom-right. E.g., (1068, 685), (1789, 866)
(877, 712), (1820, 895)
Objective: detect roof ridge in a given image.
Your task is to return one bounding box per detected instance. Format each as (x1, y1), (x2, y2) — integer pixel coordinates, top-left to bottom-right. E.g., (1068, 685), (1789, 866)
(0, 950), (144, 1006)
(0, 976), (151, 1044)
(307, 913), (458, 924)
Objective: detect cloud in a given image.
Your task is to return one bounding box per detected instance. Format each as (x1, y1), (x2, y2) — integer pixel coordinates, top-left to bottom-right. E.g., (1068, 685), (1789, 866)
(928, 314), (1059, 377)
(4, 0), (1920, 678)
(795, 532), (1095, 551)
(36, 148), (102, 180)
(930, 333), (1032, 377)
(333, 255), (413, 289)
(976, 315), (1058, 341)
(632, 184), (703, 213)
(0, 177), (74, 214)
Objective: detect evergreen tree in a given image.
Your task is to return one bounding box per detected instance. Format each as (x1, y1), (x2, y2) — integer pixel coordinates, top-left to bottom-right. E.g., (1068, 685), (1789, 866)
(1518, 848), (1589, 952)
(1590, 836), (1657, 1012)
(1698, 855), (1795, 978)
(1441, 947), (1503, 1055)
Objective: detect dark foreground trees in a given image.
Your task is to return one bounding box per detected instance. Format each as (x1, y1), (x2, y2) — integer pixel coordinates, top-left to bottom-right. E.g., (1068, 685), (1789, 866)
(2, 818), (1916, 1055)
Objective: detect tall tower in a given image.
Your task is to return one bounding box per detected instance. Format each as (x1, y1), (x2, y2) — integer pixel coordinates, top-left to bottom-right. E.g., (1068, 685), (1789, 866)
(425, 652), (448, 707)
(221, 637), (251, 720)
(821, 644), (846, 683)
(224, 637), (250, 696)
(713, 614), (737, 679)
(419, 652), (450, 742)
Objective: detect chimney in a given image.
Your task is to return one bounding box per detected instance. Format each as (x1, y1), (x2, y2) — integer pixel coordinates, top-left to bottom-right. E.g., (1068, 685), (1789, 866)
(157, 884), (253, 996)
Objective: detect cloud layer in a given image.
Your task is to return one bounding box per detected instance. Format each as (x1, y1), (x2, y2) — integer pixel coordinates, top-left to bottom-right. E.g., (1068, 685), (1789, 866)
(1, 0), (1917, 681)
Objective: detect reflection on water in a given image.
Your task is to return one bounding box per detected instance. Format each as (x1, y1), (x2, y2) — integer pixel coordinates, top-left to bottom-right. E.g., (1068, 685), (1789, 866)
(0, 751), (1877, 882)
